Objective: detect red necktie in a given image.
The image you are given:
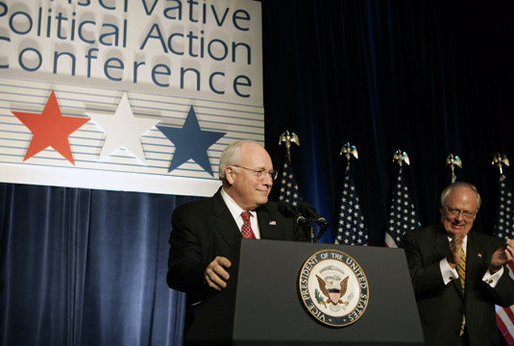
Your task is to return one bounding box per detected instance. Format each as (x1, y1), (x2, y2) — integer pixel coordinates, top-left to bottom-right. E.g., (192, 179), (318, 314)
(241, 211), (256, 239)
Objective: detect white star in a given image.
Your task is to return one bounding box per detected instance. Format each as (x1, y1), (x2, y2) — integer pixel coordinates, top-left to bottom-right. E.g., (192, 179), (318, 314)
(88, 92), (160, 164)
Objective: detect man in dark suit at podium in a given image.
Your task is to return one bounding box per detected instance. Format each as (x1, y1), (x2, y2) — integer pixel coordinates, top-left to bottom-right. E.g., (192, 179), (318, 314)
(166, 140), (304, 328)
(403, 182), (514, 346)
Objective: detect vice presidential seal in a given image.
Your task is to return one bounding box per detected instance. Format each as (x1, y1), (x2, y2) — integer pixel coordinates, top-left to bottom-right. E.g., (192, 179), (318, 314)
(298, 249), (369, 327)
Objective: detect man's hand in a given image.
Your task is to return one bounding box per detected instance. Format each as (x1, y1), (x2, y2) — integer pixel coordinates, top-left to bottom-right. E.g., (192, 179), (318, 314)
(447, 233), (465, 268)
(205, 256), (232, 291)
(490, 238), (513, 273)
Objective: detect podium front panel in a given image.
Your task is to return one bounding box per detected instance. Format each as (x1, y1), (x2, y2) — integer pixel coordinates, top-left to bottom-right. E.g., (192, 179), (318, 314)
(187, 239), (424, 346)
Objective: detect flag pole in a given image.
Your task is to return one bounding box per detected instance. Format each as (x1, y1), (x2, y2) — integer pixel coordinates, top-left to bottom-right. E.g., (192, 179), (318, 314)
(446, 154), (462, 183)
(277, 130), (302, 208)
(393, 149), (410, 175)
(335, 143), (369, 246)
(491, 153), (514, 344)
(278, 130), (300, 164)
(340, 142), (358, 171)
(492, 153), (510, 182)
(385, 149), (420, 248)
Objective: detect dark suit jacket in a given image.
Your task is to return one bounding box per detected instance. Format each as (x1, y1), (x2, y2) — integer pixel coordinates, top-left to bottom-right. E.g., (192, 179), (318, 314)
(166, 189), (305, 305)
(403, 225), (514, 346)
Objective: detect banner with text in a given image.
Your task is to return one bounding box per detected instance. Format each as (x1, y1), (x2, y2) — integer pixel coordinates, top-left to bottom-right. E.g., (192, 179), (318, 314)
(0, 0), (263, 196)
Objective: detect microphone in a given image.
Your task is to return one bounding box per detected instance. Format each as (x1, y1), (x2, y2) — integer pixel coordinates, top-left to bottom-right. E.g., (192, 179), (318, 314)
(298, 202), (329, 229)
(278, 202), (309, 225)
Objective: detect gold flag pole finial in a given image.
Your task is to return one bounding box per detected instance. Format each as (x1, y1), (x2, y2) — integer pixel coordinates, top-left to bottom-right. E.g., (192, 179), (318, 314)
(446, 154), (462, 183)
(340, 143), (359, 170)
(278, 130), (300, 163)
(492, 153), (510, 181)
(393, 150), (410, 174)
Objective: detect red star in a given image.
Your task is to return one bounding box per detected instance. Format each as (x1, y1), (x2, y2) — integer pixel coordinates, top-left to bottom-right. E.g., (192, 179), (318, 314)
(12, 90), (89, 165)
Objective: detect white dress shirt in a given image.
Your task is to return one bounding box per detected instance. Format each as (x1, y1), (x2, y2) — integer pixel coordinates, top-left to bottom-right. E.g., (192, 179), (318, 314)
(439, 235), (504, 287)
(220, 188), (261, 239)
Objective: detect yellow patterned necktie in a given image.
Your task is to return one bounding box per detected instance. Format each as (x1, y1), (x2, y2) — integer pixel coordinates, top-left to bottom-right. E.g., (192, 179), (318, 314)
(456, 247), (466, 336)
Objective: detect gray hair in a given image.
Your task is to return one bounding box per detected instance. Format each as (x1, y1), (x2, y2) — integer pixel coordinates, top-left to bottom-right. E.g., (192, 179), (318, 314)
(218, 140), (260, 181)
(440, 181), (482, 209)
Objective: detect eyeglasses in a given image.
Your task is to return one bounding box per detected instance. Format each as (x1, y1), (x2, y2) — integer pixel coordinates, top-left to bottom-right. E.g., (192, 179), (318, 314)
(444, 206), (477, 219)
(232, 165), (278, 181)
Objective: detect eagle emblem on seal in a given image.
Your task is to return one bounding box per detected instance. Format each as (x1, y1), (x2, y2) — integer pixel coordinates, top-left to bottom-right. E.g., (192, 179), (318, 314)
(315, 274), (349, 307)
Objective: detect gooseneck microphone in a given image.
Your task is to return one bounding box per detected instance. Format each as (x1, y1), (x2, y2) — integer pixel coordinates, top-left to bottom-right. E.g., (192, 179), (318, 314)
(298, 202), (329, 229)
(278, 202), (309, 226)
(278, 202), (316, 242)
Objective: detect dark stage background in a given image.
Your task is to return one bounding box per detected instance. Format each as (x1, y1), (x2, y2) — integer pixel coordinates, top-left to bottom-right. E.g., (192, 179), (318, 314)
(2, 1), (514, 345)
(264, 0), (514, 243)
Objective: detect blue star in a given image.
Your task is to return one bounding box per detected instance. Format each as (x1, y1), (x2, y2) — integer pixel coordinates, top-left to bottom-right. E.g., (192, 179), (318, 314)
(158, 106), (225, 176)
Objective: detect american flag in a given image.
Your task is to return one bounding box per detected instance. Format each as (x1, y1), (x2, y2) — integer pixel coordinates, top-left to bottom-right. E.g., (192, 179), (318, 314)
(494, 176), (514, 345)
(385, 167), (420, 248)
(278, 158), (302, 208)
(334, 168), (368, 245)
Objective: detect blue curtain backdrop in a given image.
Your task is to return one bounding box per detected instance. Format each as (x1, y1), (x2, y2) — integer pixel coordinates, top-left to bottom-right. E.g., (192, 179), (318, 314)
(0, 184), (192, 345)
(2, 0), (514, 345)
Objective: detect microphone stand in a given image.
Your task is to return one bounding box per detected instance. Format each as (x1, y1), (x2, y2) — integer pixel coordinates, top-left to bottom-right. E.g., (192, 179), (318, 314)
(316, 224), (329, 241)
(308, 223), (316, 243)
(300, 218), (317, 243)
(297, 219), (316, 243)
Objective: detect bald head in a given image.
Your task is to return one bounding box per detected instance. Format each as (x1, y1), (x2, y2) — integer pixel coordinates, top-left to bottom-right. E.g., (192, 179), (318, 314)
(440, 182), (480, 237)
(219, 140), (274, 210)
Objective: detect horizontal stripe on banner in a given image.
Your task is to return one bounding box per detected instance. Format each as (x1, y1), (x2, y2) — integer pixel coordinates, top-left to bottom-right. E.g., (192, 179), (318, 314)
(0, 78), (264, 195)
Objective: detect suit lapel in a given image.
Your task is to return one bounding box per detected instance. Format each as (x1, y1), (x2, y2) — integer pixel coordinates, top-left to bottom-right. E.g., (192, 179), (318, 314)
(211, 190), (279, 243)
(430, 225), (451, 260)
(465, 231), (485, 288)
(257, 204), (279, 240)
(212, 190), (242, 248)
